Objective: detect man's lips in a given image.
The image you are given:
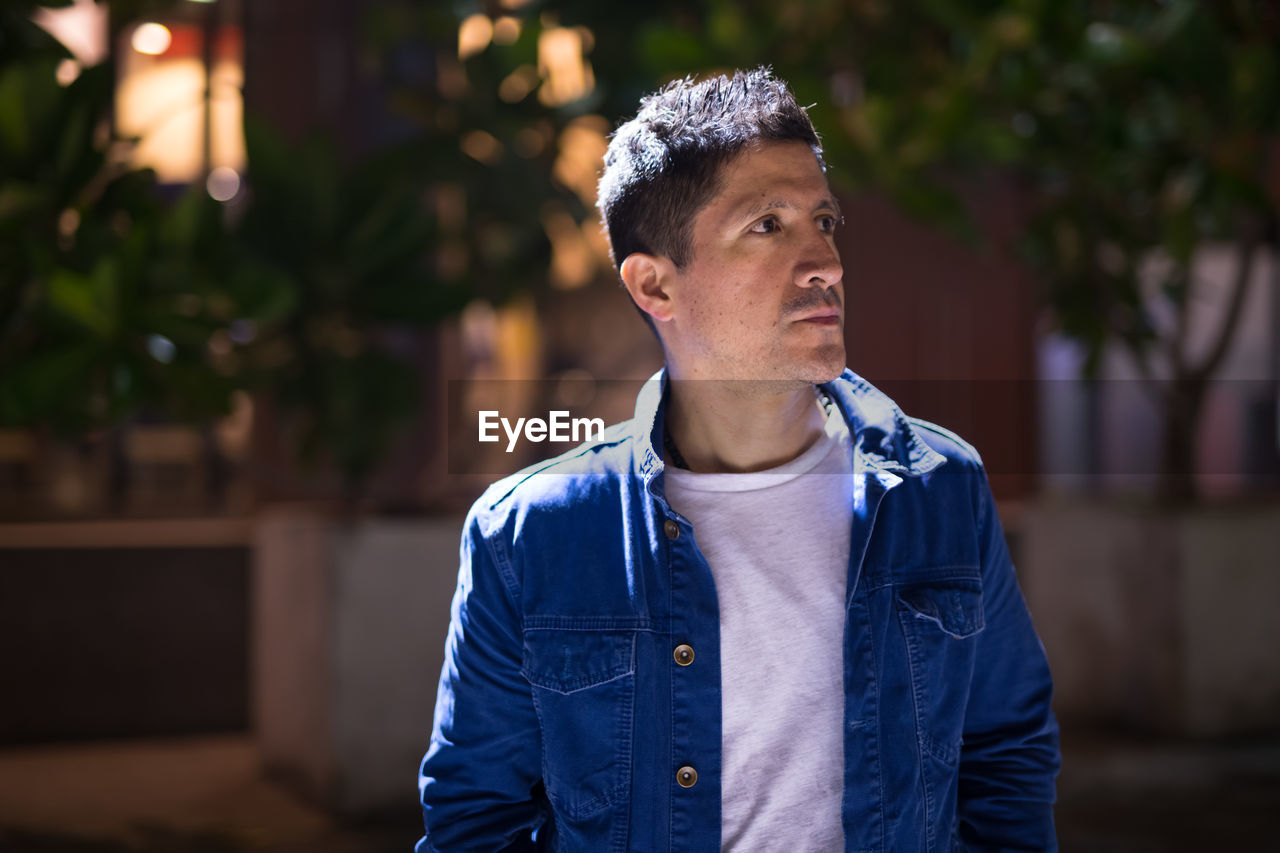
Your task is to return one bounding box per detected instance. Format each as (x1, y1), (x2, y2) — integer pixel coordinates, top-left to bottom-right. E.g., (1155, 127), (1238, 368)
(796, 309), (841, 325)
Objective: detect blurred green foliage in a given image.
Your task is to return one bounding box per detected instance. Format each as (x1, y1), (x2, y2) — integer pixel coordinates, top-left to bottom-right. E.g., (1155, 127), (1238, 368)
(3, 0), (1276, 501)
(0, 3), (237, 433)
(361, 3), (565, 299)
(0, 2), (473, 491)
(227, 118), (469, 485)
(377, 0), (1276, 500)
(390, 0), (1276, 367)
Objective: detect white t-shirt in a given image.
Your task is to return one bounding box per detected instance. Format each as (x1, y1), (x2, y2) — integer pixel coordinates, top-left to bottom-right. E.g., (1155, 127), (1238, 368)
(664, 400), (855, 852)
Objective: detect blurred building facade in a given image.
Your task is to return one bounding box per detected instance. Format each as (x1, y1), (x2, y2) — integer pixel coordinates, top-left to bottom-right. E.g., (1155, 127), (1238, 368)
(3, 0), (1277, 802)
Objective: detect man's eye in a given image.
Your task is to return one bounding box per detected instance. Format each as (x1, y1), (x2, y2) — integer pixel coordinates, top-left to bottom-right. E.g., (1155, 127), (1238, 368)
(818, 214), (841, 233)
(751, 217), (779, 233)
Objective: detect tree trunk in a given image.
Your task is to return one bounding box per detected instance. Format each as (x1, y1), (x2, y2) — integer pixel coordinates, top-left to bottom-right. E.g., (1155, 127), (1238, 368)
(1159, 375), (1206, 505)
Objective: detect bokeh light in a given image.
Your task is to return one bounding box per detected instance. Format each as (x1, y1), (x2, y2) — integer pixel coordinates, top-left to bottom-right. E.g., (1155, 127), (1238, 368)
(206, 166), (241, 201)
(131, 22), (172, 56)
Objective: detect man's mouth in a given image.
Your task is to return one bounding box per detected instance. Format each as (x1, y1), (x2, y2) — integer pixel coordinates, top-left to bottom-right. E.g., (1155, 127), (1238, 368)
(796, 308), (841, 325)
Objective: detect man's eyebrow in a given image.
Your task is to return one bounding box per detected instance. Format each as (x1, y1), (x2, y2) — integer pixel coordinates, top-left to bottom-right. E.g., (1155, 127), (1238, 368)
(737, 196), (843, 221)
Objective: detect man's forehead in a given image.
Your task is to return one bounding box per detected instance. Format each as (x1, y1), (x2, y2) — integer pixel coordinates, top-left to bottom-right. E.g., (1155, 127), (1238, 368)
(706, 143), (836, 220)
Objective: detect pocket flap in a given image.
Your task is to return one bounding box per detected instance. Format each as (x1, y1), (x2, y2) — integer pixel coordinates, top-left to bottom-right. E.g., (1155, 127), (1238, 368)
(897, 580), (985, 639)
(522, 629), (635, 694)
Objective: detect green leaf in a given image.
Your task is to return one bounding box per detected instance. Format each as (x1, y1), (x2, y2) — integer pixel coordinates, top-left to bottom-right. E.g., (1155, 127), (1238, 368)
(0, 64), (32, 157)
(47, 265), (109, 337)
(637, 23), (706, 71)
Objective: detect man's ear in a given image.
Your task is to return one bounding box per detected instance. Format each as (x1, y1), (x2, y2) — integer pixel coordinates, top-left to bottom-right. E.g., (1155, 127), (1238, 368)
(620, 252), (677, 324)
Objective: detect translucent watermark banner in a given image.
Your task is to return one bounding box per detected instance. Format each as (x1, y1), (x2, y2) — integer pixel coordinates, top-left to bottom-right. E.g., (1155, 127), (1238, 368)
(446, 378), (646, 477)
(444, 378), (1280, 489)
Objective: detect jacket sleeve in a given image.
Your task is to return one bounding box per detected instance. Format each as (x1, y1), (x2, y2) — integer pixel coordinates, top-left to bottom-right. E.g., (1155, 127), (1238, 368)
(956, 469), (1061, 851)
(417, 509), (546, 852)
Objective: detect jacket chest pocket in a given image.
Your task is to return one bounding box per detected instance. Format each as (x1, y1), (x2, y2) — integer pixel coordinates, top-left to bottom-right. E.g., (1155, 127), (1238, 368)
(522, 628), (636, 821)
(896, 577), (985, 765)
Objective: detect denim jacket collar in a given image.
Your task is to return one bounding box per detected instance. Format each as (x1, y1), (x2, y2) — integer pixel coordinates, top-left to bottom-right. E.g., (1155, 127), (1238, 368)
(628, 367), (947, 493)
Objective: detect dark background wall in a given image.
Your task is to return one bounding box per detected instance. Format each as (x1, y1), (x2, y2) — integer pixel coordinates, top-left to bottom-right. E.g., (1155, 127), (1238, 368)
(842, 178), (1038, 500)
(0, 546), (249, 745)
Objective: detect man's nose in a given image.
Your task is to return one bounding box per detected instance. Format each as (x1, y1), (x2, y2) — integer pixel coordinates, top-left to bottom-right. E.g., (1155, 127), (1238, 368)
(794, 231), (843, 289)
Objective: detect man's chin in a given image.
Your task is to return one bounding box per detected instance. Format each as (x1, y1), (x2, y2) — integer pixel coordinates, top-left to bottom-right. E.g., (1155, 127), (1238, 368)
(673, 347), (846, 386)
(768, 363), (845, 391)
(798, 347), (847, 385)
(752, 355), (845, 388)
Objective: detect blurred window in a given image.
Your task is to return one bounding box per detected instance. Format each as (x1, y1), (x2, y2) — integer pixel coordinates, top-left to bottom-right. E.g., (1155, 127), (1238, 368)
(114, 2), (245, 191)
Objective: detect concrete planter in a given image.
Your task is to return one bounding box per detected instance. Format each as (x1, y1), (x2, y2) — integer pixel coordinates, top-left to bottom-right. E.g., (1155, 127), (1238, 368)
(1020, 499), (1280, 735)
(253, 506), (464, 815)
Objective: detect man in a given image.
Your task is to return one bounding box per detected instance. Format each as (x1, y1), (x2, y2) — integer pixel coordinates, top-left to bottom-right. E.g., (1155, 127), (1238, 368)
(419, 68), (1059, 852)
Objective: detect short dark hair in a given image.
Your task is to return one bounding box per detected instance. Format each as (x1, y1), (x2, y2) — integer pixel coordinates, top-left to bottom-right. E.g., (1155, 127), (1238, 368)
(597, 67), (824, 273)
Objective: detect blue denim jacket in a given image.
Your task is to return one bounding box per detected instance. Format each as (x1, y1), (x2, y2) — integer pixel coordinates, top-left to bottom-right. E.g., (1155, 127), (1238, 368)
(419, 370), (1059, 852)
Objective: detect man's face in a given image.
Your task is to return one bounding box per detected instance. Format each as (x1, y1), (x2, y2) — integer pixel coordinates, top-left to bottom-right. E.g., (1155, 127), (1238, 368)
(662, 139), (845, 384)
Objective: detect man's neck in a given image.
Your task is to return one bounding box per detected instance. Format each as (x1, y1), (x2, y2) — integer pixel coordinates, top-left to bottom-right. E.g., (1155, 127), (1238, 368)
(664, 377), (828, 474)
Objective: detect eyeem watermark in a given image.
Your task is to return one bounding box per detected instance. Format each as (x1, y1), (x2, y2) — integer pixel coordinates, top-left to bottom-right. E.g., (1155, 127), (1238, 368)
(479, 410), (605, 453)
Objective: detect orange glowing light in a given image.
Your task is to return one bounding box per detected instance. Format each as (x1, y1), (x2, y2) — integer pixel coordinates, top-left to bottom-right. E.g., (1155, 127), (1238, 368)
(131, 22), (172, 55)
(553, 116), (609, 207)
(458, 14), (493, 60)
(537, 25), (594, 106)
(55, 58), (80, 86)
(542, 203), (594, 289)
(498, 65), (539, 103)
(460, 130), (503, 165)
(492, 16), (521, 45)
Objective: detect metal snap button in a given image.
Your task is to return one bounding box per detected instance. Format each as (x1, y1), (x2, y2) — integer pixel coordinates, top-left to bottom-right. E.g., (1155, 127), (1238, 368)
(673, 644), (694, 666)
(664, 519), (680, 540)
(676, 765), (697, 788)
